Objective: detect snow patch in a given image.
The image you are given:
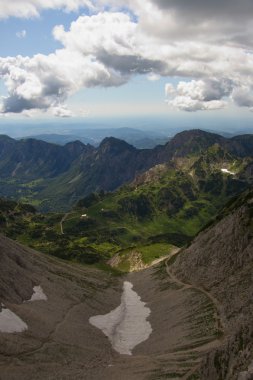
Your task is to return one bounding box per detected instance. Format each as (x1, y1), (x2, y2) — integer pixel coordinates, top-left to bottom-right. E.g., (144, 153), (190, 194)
(89, 281), (152, 355)
(28, 286), (47, 302)
(221, 168), (235, 175)
(0, 304), (28, 333)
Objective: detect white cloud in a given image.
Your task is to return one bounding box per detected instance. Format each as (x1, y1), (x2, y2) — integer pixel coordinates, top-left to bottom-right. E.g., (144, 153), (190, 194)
(0, 48), (125, 115)
(165, 83), (175, 95)
(52, 12), (167, 77)
(166, 79), (231, 112)
(53, 13), (136, 56)
(232, 86), (253, 108)
(0, 12), (158, 115)
(16, 30), (27, 39)
(168, 96), (227, 112)
(52, 105), (73, 117)
(1, 2), (253, 115)
(147, 73), (160, 81)
(103, 0), (253, 48)
(0, 0), (95, 19)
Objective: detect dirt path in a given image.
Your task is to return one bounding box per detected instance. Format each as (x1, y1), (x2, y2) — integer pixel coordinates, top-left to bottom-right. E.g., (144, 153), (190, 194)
(165, 250), (225, 338)
(182, 364), (200, 380)
(59, 212), (71, 234)
(60, 213), (84, 235)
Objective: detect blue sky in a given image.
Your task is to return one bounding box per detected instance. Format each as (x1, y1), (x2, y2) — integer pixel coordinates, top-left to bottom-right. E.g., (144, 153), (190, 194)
(0, 10), (80, 57)
(0, 0), (253, 130)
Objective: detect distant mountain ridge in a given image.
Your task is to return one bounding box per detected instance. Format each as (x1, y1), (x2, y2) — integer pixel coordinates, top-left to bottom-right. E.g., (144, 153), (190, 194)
(0, 129), (253, 211)
(21, 126), (169, 149)
(0, 135), (93, 179)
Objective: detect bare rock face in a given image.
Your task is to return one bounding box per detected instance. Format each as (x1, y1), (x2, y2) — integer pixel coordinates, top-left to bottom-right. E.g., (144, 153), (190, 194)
(238, 374), (253, 380)
(171, 189), (253, 379)
(0, 236), (36, 305)
(238, 359), (253, 379)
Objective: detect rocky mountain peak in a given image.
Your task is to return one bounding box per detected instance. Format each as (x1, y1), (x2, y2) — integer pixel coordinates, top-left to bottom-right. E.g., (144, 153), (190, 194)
(99, 137), (136, 155)
(165, 129), (225, 158)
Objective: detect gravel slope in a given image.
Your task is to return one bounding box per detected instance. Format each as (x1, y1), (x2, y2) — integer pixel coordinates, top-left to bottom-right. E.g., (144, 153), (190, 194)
(0, 234), (224, 379)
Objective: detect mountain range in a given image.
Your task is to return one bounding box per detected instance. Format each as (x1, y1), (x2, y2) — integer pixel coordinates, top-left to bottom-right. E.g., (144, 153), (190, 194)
(21, 127), (169, 149)
(0, 129), (253, 211)
(0, 128), (252, 273)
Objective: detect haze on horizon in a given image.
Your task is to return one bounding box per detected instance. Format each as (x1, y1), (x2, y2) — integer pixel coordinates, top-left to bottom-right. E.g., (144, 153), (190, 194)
(0, 0), (253, 132)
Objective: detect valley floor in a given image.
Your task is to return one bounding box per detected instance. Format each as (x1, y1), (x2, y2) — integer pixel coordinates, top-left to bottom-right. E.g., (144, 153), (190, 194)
(0, 238), (224, 380)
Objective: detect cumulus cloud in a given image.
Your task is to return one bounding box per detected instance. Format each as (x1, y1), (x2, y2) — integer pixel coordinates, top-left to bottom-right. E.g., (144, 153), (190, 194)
(53, 13), (167, 76)
(52, 105), (73, 117)
(151, 0), (253, 21)
(16, 30), (26, 38)
(0, 12), (167, 115)
(109, 0), (253, 47)
(1, 1), (253, 115)
(232, 87), (253, 109)
(0, 0), (95, 19)
(166, 79), (232, 112)
(0, 47), (125, 115)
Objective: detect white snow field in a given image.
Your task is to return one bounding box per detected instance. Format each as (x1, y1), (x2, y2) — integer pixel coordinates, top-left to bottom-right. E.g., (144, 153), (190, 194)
(89, 281), (152, 355)
(28, 286), (47, 302)
(0, 305), (28, 333)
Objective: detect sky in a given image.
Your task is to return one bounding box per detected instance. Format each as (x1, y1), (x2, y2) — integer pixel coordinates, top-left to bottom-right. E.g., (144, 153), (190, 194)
(0, 0), (253, 129)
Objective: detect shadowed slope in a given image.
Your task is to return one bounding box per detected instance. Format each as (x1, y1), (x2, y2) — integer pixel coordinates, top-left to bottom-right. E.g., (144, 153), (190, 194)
(171, 188), (253, 379)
